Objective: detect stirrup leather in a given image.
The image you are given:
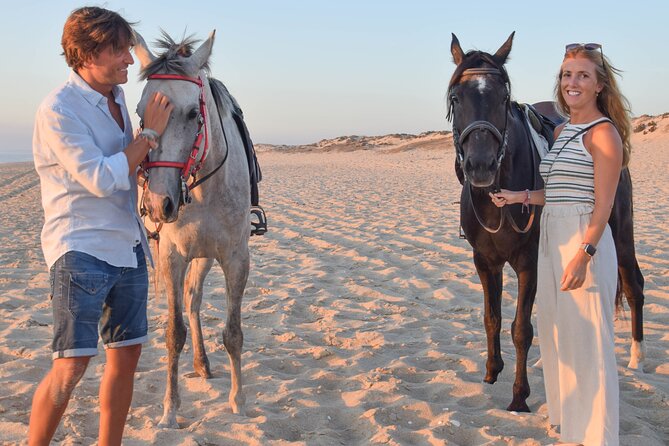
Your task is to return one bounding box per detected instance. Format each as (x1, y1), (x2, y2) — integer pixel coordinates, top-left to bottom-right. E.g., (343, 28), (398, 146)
(250, 206), (267, 236)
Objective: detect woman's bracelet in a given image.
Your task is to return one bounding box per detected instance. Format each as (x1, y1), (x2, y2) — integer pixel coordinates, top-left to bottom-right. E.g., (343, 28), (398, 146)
(521, 189), (530, 213)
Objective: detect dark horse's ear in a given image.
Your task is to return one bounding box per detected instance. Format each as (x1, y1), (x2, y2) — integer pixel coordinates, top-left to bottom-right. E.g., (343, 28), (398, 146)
(451, 33), (465, 66)
(493, 32), (515, 65)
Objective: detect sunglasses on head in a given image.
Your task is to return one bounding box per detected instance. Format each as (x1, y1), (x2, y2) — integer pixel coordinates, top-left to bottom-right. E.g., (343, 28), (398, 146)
(565, 43), (605, 69)
(565, 43), (602, 52)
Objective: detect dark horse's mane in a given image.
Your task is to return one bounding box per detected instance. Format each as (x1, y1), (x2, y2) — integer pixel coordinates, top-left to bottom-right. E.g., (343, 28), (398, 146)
(446, 51), (511, 122)
(139, 31), (211, 80)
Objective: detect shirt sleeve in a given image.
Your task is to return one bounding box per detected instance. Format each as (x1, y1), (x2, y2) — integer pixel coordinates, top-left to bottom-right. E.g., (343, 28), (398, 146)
(38, 104), (130, 197)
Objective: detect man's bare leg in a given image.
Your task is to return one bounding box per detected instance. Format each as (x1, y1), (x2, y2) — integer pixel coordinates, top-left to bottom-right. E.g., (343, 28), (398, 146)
(98, 344), (142, 446)
(28, 356), (91, 446)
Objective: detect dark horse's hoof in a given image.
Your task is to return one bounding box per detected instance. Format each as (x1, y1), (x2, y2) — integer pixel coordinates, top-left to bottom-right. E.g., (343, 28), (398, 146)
(484, 364), (503, 384)
(507, 400), (531, 413)
(194, 358), (212, 379)
(484, 375), (498, 385)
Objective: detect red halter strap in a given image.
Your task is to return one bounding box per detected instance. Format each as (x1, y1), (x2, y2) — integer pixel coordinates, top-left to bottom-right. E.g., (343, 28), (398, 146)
(141, 74), (209, 183)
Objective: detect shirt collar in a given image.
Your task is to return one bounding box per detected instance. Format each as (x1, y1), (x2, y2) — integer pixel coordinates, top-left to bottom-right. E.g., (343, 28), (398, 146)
(68, 71), (124, 107)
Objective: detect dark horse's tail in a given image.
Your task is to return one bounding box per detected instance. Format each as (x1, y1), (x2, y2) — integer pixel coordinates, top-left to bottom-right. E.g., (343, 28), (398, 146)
(610, 167), (643, 316)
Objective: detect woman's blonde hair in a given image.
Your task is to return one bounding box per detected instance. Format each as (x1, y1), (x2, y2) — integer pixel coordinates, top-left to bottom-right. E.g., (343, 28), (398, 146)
(555, 46), (632, 166)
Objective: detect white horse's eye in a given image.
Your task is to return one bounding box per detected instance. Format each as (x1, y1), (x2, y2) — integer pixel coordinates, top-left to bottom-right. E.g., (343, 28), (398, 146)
(187, 109), (199, 120)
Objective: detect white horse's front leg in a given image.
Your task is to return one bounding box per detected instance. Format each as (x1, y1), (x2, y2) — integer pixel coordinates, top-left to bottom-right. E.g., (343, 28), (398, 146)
(185, 257), (215, 378)
(158, 252), (188, 428)
(218, 245), (250, 415)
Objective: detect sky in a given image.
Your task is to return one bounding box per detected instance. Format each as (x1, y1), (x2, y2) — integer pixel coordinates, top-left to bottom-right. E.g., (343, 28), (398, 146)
(1, 0), (667, 161)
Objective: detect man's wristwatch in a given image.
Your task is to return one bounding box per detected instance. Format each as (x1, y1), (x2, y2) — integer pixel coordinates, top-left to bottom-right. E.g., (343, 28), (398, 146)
(138, 129), (159, 150)
(581, 243), (597, 257)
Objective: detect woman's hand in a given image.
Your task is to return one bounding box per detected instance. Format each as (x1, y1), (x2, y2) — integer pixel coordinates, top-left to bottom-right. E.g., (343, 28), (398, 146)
(560, 251), (590, 291)
(489, 189), (520, 208)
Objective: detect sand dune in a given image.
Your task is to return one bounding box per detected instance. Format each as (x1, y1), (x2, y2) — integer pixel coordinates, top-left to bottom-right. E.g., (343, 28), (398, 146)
(0, 114), (667, 445)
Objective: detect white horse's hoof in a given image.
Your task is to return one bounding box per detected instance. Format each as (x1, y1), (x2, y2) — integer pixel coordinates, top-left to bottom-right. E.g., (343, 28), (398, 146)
(627, 340), (646, 371)
(230, 395), (246, 415)
(158, 414), (179, 429)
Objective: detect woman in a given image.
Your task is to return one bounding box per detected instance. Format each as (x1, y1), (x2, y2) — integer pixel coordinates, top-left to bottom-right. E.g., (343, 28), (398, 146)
(491, 43), (632, 445)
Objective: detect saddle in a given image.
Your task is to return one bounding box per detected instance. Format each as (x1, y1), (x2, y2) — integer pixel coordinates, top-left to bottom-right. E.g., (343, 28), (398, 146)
(210, 77), (267, 237)
(231, 110), (267, 236)
(519, 101), (566, 160)
(530, 101), (567, 128)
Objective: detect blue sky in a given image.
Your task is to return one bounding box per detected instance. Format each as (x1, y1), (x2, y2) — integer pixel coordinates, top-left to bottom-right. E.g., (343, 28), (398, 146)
(1, 0), (667, 161)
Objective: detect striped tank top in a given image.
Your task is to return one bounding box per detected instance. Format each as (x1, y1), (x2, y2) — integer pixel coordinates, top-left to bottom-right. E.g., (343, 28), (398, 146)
(539, 117), (611, 206)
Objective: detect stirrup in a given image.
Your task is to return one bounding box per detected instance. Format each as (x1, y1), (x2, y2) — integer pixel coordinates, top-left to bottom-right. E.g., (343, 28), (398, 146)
(250, 206), (267, 236)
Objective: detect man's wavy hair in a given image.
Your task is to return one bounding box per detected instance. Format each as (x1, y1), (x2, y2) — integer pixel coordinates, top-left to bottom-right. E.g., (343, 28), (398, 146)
(61, 6), (136, 71)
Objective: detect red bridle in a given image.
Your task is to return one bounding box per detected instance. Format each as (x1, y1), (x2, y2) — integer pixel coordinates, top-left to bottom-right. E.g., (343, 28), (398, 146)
(141, 74), (209, 185)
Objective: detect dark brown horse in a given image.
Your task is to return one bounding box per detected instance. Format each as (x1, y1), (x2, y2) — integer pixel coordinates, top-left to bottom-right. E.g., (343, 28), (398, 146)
(446, 32), (645, 412)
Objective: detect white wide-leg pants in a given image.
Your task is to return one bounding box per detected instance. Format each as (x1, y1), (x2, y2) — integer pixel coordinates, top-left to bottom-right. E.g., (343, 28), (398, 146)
(537, 204), (619, 446)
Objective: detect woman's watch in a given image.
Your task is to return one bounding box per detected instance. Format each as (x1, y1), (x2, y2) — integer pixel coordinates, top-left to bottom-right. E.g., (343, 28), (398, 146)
(581, 243), (597, 257)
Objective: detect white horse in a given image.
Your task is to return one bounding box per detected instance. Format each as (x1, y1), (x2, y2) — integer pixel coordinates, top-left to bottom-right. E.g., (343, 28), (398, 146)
(134, 30), (251, 427)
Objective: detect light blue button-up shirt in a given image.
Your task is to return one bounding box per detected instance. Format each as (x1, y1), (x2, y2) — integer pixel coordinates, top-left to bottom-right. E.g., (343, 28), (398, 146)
(33, 71), (150, 269)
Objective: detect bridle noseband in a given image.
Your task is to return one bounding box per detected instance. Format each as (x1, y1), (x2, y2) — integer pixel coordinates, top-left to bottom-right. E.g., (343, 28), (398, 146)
(140, 73), (209, 205)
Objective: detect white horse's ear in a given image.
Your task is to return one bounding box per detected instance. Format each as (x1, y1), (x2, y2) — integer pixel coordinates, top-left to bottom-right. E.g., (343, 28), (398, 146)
(191, 30), (216, 70)
(133, 31), (156, 70)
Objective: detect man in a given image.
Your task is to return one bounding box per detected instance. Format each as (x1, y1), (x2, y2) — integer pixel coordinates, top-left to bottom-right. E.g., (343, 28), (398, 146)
(29, 7), (173, 445)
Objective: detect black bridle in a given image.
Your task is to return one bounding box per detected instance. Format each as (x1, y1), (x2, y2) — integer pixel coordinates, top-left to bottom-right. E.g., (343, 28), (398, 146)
(448, 66), (535, 235)
(449, 67), (510, 182)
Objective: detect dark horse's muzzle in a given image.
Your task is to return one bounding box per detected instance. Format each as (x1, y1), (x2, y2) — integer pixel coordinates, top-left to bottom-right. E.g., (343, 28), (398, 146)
(457, 120), (507, 187)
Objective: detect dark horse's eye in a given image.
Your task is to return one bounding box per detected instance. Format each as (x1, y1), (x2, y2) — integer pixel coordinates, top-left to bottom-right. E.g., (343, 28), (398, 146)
(449, 93), (459, 104)
(187, 109), (199, 120)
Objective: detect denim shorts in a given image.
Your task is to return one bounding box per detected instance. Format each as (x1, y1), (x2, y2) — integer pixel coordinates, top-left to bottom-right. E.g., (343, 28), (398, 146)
(49, 245), (149, 359)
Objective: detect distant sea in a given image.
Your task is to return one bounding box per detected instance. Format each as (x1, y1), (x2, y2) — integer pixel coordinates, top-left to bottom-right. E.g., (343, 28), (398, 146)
(0, 151), (33, 164)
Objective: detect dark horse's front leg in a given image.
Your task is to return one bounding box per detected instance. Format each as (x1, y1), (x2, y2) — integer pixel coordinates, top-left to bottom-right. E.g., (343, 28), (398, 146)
(473, 252), (505, 385)
(507, 253), (537, 412)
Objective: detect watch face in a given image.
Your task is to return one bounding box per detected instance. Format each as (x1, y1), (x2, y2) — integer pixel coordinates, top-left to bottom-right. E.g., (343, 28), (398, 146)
(584, 244), (596, 256)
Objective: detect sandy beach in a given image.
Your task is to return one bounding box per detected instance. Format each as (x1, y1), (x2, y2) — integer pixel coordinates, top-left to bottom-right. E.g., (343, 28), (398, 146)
(0, 115), (667, 445)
